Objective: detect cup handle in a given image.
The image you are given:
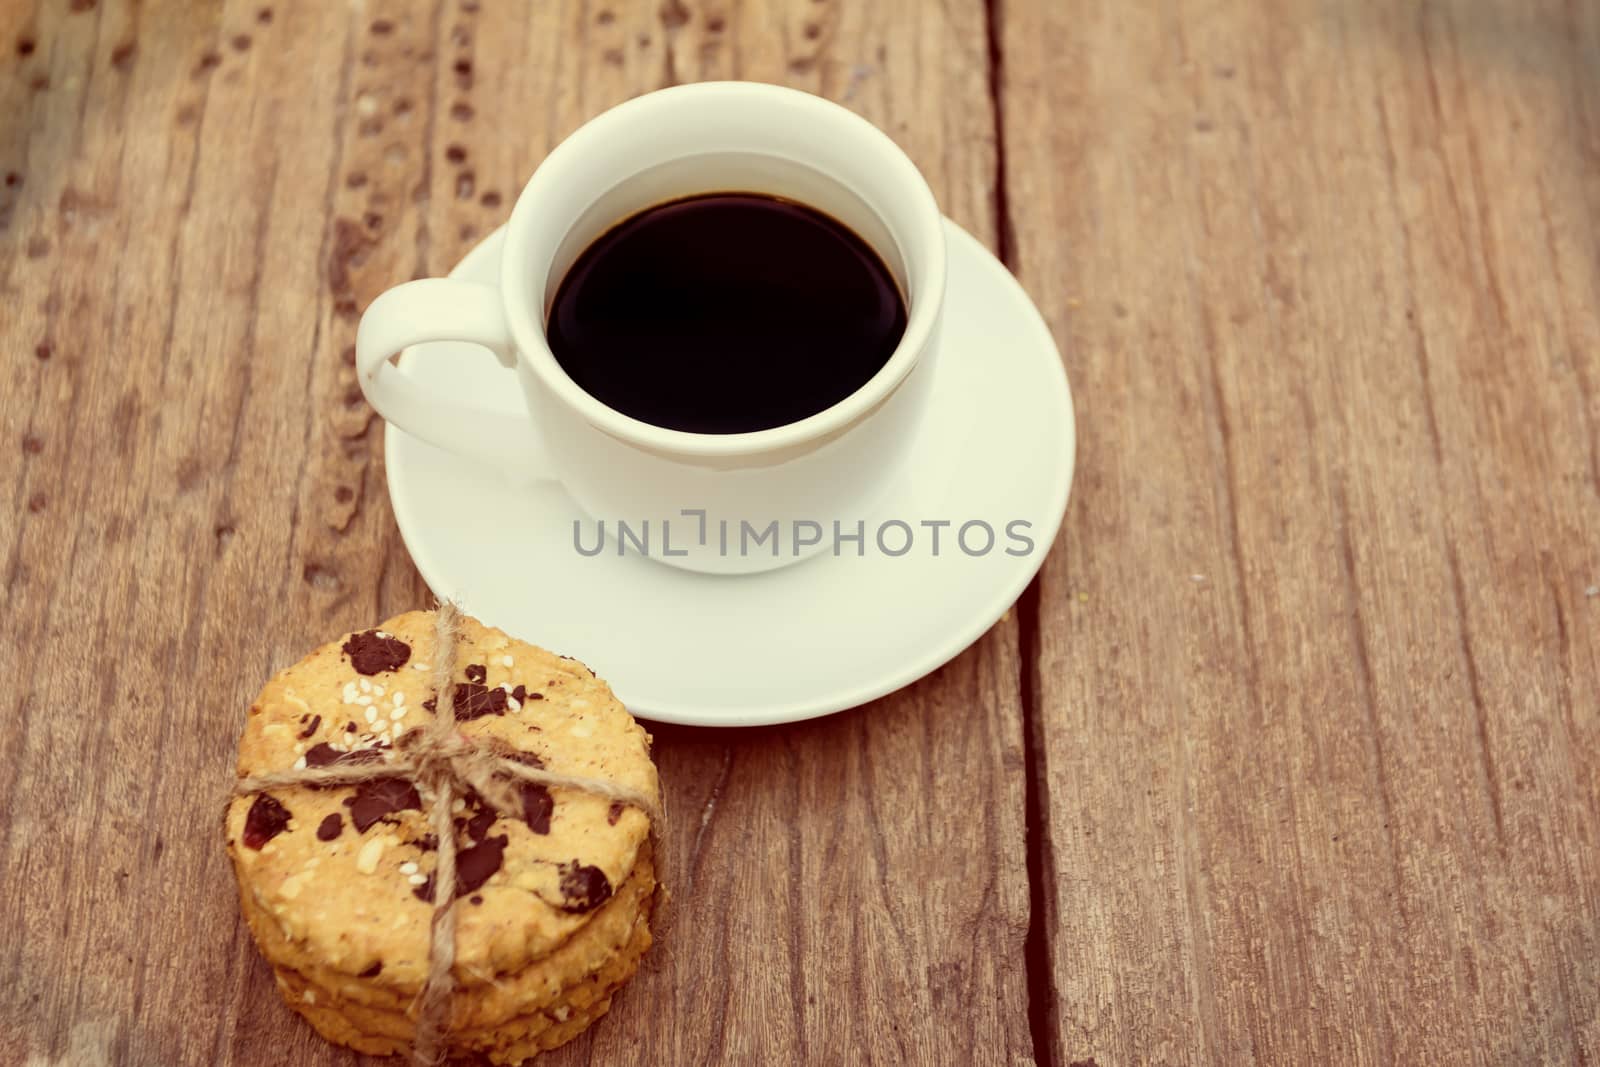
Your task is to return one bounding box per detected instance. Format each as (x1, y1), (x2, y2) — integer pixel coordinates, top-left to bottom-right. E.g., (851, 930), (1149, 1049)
(356, 278), (549, 480)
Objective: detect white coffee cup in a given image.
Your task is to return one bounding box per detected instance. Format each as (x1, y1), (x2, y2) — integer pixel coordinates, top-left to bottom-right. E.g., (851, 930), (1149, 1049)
(356, 81), (946, 575)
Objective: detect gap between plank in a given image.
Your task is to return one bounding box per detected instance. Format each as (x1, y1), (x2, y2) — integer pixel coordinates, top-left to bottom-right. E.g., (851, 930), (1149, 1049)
(984, 0), (1015, 266)
(1017, 574), (1057, 1066)
(983, 1), (1057, 1063)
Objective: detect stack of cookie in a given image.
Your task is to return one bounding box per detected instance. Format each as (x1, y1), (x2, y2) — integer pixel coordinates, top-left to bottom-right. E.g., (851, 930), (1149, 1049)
(224, 610), (661, 1063)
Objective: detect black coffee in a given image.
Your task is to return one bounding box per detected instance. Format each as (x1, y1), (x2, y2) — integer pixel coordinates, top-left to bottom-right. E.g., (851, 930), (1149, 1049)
(546, 192), (906, 434)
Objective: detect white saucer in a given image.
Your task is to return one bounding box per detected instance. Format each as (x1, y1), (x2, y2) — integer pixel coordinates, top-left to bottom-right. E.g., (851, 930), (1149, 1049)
(386, 218), (1075, 727)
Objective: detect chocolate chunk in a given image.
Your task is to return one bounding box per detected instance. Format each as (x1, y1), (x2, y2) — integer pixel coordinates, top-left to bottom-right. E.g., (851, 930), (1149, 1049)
(242, 794), (292, 850)
(511, 685), (526, 703)
(469, 894), (483, 905)
(357, 961), (383, 978)
(556, 861), (612, 912)
(607, 802), (624, 826)
(427, 682), (508, 721)
(413, 835), (507, 902)
(519, 782), (553, 835)
(456, 834), (507, 894)
(297, 714), (322, 740)
(464, 663), (487, 684)
(341, 629), (411, 675)
(345, 721), (357, 732)
(304, 742), (384, 768)
(349, 777), (421, 833)
(459, 682), (508, 720)
(463, 808), (495, 842)
(316, 813), (343, 841)
(304, 743), (340, 767)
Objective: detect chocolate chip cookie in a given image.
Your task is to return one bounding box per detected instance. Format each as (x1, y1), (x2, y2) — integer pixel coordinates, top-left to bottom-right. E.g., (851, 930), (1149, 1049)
(225, 609), (660, 1063)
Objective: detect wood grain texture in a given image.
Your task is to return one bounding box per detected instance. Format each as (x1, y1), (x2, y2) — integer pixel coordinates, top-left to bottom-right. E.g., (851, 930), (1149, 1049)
(1002, 0), (1600, 1062)
(0, 1), (1031, 1066)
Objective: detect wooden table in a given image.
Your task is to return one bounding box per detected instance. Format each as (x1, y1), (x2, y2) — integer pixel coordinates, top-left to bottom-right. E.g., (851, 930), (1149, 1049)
(4, 1), (1598, 1064)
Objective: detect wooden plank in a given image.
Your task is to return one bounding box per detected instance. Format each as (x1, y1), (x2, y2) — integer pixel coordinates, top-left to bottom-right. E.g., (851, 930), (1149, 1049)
(1002, 0), (1600, 1062)
(0, 1), (1030, 1064)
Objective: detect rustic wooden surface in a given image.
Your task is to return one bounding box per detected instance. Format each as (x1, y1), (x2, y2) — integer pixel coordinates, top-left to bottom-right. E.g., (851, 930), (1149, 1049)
(1003, 0), (1600, 1063)
(0, 0), (1595, 1065)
